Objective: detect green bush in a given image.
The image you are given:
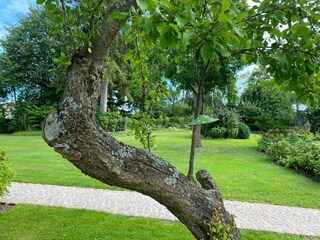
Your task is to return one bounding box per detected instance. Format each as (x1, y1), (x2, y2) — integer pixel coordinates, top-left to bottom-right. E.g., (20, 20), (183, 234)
(0, 148), (13, 198)
(11, 104), (55, 132)
(239, 81), (296, 132)
(226, 110), (239, 130)
(97, 109), (123, 132)
(0, 114), (13, 133)
(227, 128), (238, 139)
(237, 122), (250, 139)
(208, 127), (227, 138)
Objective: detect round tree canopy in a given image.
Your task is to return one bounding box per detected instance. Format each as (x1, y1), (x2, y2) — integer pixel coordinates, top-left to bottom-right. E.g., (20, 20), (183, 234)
(188, 115), (219, 126)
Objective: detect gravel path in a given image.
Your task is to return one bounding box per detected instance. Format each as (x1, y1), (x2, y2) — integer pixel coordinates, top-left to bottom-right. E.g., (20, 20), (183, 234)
(2, 182), (320, 236)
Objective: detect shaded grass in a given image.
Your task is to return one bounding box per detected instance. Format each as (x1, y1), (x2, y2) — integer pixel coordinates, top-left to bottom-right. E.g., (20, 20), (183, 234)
(0, 204), (318, 240)
(0, 130), (319, 208)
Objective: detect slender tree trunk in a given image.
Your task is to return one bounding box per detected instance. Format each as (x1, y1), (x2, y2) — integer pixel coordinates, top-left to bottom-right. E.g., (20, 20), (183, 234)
(42, 2), (240, 239)
(194, 79), (204, 148)
(188, 77), (204, 180)
(100, 81), (108, 113)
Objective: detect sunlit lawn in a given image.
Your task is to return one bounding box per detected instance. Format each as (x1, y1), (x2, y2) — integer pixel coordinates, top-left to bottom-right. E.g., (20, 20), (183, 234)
(0, 129), (319, 208)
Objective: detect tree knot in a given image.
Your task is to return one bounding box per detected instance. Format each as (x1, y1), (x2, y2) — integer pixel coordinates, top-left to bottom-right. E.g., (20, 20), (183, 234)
(196, 169), (217, 190)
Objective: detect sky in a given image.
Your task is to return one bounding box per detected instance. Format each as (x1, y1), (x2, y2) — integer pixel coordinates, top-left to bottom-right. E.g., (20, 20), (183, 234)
(0, 0), (35, 39)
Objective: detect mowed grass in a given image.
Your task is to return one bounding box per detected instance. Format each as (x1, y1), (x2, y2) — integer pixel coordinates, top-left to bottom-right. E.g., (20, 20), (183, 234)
(0, 134), (117, 190)
(0, 204), (318, 240)
(1, 129), (319, 208)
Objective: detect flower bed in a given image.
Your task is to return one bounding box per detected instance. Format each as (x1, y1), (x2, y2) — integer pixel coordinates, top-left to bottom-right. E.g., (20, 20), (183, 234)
(258, 127), (320, 181)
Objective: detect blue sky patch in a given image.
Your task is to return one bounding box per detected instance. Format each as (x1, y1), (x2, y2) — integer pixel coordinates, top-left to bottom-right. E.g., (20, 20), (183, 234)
(0, 0), (35, 39)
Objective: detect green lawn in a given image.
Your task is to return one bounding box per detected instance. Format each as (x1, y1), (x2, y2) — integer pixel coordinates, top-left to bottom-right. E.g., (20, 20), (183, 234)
(0, 130), (319, 208)
(0, 204), (318, 240)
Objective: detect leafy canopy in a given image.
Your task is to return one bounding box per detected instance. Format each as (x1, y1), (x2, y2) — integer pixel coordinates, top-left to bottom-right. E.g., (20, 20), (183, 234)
(117, 0), (319, 103)
(36, 0), (319, 103)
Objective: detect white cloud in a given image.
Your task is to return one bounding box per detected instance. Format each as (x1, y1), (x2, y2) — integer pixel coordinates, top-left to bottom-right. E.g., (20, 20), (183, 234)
(0, 0), (35, 40)
(236, 65), (258, 79)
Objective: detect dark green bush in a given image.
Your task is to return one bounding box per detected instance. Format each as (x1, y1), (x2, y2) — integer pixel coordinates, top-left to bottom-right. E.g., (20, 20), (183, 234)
(237, 122), (250, 139)
(0, 148), (13, 198)
(0, 114), (13, 133)
(208, 127), (227, 138)
(97, 109), (123, 132)
(240, 79), (296, 131)
(10, 104), (55, 131)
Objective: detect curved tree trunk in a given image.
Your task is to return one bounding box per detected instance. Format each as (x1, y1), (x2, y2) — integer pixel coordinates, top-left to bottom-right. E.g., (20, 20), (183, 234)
(42, 2), (241, 239)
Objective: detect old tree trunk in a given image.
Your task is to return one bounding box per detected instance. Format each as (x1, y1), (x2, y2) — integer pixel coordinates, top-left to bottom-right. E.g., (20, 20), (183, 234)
(42, 2), (240, 239)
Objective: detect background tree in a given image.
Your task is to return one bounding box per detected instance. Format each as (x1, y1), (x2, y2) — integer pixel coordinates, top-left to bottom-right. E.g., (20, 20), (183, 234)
(0, 6), (70, 131)
(239, 69), (296, 131)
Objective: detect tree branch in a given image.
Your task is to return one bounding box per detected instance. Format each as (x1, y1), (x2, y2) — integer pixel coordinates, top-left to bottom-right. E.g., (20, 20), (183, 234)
(59, 0), (77, 54)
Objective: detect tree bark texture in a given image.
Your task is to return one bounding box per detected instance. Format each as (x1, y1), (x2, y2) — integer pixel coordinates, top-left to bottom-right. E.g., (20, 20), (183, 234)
(42, 2), (241, 239)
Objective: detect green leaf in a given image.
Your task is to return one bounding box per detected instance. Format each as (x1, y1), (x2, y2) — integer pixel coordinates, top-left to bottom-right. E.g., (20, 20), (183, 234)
(200, 44), (213, 63)
(161, 0), (173, 8)
(218, 13), (228, 22)
(137, 0), (148, 13)
(258, 55), (269, 66)
(108, 12), (129, 20)
(222, 0), (231, 12)
(159, 30), (177, 48)
(175, 16), (188, 28)
(182, 29), (196, 45)
(36, 0), (46, 4)
(169, 23), (180, 34)
(233, 25), (244, 38)
(45, 1), (56, 11)
(157, 24), (170, 35)
(217, 43), (231, 57)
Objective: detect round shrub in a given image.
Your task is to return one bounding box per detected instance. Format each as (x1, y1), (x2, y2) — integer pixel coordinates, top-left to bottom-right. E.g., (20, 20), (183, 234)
(209, 127), (227, 138)
(237, 122), (251, 139)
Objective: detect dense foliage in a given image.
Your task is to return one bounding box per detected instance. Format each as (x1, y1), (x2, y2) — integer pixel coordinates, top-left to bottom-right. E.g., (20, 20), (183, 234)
(239, 73), (296, 131)
(202, 109), (251, 139)
(0, 148), (13, 198)
(97, 109), (124, 132)
(258, 127), (320, 180)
